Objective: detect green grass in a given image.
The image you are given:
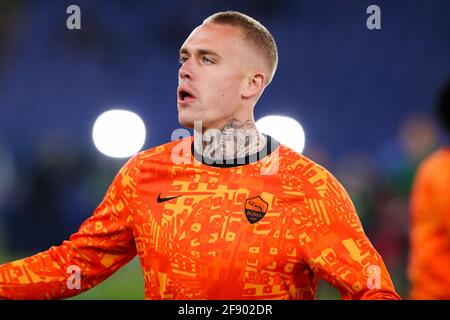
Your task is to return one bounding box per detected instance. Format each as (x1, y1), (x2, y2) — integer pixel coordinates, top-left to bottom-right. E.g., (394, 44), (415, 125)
(316, 280), (341, 300)
(70, 259), (341, 300)
(69, 257), (145, 300)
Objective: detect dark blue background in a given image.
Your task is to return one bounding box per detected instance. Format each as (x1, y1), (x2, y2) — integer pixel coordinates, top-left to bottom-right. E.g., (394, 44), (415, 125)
(0, 0), (449, 298)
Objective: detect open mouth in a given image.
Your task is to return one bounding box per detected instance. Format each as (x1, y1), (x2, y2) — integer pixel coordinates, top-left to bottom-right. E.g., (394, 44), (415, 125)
(178, 87), (196, 102)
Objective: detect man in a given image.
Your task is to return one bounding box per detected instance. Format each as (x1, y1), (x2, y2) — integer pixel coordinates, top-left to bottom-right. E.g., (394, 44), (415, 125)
(0, 11), (400, 300)
(408, 78), (450, 299)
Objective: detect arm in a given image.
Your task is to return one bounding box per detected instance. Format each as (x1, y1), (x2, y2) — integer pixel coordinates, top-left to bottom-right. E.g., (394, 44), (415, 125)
(298, 168), (400, 300)
(0, 155), (141, 299)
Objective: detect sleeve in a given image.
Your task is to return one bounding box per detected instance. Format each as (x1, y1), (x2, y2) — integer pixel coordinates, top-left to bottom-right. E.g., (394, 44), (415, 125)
(298, 168), (401, 300)
(0, 154), (142, 299)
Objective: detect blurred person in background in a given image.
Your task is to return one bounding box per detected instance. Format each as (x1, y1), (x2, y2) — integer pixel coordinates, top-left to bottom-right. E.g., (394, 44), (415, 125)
(370, 113), (439, 296)
(0, 11), (399, 300)
(408, 77), (450, 299)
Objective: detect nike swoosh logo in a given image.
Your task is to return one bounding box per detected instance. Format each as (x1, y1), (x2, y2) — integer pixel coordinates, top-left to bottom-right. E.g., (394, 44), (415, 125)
(157, 193), (182, 203)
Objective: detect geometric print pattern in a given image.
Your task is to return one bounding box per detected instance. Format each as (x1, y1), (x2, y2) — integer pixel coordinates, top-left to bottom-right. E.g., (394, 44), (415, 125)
(0, 137), (400, 299)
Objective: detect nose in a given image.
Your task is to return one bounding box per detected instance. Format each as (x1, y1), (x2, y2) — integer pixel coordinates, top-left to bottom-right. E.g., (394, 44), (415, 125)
(179, 61), (193, 80)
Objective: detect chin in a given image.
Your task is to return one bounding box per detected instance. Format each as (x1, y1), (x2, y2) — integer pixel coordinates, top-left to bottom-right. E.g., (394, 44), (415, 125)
(178, 114), (195, 129)
(178, 108), (209, 130)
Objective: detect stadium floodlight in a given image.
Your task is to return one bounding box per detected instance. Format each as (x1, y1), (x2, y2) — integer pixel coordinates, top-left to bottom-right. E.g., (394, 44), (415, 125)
(92, 109), (146, 158)
(256, 115), (305, 154)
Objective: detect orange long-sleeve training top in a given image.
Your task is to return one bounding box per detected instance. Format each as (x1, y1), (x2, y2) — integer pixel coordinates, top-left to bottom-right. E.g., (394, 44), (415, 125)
(409, 147), (450, 299)
(0, 136), (400, 299)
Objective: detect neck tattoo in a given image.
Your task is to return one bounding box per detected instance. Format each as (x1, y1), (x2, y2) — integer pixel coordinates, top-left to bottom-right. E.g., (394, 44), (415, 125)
(200, 119), (267, 160)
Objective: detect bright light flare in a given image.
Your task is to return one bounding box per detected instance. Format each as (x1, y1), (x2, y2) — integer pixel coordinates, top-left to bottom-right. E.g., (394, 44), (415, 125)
(92, 109), (146, 158)
(256, 115), (305, 154)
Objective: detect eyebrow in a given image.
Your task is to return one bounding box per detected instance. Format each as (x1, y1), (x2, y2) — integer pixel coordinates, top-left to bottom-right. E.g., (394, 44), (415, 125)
(179, 48), (222, 59)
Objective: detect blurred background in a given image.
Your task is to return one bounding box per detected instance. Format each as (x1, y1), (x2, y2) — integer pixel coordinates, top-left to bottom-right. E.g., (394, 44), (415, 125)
(0, 0), (449, 299)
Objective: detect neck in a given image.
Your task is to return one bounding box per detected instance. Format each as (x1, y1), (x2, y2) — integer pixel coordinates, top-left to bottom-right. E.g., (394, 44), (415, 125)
(196, 119), (267, 160)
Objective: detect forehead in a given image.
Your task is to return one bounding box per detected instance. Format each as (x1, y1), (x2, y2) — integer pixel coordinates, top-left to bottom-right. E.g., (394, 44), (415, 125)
(180, 22), (244, 53)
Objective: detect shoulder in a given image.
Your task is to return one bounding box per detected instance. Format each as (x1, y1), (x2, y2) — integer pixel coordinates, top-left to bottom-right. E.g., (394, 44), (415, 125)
(278, 144), (339, 185)
(416, 147), (450, 177)
(136, 136), (193, 160)
(413, 147), (450, 193)
(278, 145), (361, 233)
(278, 144), (354, 207)
(122, 136), (194, 167)
(116, 137), (195, 183)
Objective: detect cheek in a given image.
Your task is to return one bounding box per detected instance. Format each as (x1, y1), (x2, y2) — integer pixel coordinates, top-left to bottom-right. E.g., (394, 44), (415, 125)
(209, 77), (242, 101)
(200, 70), (244, 116)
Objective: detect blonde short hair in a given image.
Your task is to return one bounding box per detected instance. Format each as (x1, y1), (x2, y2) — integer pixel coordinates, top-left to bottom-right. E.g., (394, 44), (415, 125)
(204, 11), (278, 85)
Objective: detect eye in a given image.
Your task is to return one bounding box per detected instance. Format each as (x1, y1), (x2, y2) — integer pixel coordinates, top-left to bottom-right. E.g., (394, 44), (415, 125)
(179, 56), (188, 64)
(202, 56), (214, 64)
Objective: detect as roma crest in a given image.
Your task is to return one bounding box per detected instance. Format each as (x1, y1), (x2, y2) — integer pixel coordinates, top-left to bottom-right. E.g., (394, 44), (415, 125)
(244, 195), (268, 224)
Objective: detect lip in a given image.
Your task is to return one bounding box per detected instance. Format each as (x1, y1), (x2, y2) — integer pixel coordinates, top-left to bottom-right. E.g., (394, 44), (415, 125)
(177, 86), (197, 106)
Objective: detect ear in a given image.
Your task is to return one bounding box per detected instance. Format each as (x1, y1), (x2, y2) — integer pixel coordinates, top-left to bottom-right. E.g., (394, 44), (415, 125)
(241, 72), (266, 99)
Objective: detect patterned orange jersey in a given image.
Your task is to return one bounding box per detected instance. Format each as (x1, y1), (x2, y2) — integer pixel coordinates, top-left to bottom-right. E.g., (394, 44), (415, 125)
(409, 147), (450, 299)
(0, 136), (400, 299)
